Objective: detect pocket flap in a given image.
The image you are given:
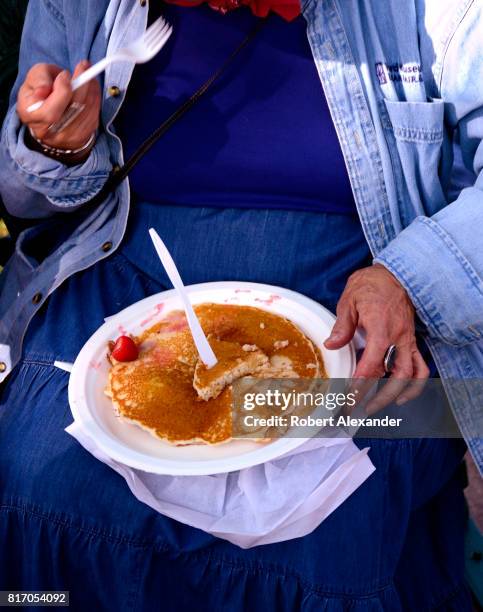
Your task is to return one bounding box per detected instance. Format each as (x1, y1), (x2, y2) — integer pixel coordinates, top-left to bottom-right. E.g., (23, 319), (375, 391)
(384, 98), (445, 142)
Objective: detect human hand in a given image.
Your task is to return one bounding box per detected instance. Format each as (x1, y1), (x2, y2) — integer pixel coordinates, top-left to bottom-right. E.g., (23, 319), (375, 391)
(324, 263), (429, 413)
(17, 61), (101, 153)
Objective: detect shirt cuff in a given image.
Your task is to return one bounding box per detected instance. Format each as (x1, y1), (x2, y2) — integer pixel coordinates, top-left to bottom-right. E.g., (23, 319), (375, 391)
(2, 106), (112, 206)
(374, 215), (483, 346)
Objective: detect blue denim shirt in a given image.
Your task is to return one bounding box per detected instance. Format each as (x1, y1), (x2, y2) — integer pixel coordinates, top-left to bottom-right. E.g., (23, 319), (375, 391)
(0, 0), (482, 472)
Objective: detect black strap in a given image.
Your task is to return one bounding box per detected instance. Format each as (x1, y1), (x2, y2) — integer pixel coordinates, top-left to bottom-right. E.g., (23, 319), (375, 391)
(85, 20), (265, 211)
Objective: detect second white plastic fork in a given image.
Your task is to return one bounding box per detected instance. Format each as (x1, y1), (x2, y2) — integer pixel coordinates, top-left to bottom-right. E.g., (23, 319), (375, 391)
(70, 16), (172, 92)
(148, 228), (218, 369)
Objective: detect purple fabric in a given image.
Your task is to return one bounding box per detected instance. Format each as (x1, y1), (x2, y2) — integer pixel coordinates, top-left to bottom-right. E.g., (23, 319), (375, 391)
(117, 5), (357, 214)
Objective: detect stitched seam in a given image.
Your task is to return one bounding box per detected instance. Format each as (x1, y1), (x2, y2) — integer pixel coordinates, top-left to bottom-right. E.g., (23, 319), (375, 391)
(7, 144), (110, 185)
(331, 0), (393, 251)
(305, 0), (393, 255)
(301, 0), (315, 12)
(392, 126), (443, 143)
(438, 0), (476, 91)
(0, 504), (393, 598)
(6, 125), (110, 185)
(46, 183), (108, 206)
(0, 502), (174, 550)
(43, 0), (65, 28)
(21, 359), (59, 368)
(22, 166), (110, 184)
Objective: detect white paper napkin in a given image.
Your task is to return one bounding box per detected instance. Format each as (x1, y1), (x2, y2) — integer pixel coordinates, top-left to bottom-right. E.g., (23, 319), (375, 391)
(66, 422), (375, 548)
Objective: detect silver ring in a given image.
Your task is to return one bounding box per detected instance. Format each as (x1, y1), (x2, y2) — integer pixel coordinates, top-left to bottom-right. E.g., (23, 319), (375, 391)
(47, 101), (86, 135)
(383, 344), (397, 373)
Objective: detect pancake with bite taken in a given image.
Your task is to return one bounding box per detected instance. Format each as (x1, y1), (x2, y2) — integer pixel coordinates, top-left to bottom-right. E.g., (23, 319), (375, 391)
(105, 303), (326, 445)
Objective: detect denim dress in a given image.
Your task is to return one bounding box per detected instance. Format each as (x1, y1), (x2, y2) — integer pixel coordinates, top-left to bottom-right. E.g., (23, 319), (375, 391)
(0, 6), (471, 610)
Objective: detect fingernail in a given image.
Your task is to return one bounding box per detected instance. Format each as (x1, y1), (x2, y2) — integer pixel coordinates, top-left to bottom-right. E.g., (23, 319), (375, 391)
(57, 70), (70, 82)
(26, 100), (44, 113)
(396, 396), (408, 405)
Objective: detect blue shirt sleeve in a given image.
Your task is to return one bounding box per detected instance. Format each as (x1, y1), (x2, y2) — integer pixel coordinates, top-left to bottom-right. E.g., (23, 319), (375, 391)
(0, 0), (112, 219)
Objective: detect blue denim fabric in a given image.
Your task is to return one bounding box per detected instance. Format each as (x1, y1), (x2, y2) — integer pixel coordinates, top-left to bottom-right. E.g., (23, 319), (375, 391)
(0, 0), (482, 470)
(0, 204), (470, 609)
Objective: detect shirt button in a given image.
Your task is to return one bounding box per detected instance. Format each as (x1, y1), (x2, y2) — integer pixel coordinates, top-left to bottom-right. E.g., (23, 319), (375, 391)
(108, 85), (121, 98)
(102, 241), (113, 253)
(140, 0), (147, 6)
(0, 362), (6, 373)
(32, 292), (43, 305)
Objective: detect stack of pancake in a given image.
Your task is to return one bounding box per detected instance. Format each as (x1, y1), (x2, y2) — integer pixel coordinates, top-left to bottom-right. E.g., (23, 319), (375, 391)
(105, 303), (325, 445)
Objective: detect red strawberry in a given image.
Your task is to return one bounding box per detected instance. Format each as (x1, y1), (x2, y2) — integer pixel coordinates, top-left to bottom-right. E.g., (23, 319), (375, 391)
(111, 335), (139, 362)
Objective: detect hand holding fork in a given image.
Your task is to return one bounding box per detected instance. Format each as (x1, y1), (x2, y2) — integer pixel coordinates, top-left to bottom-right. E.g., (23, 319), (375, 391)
(17, 17), (172, 156)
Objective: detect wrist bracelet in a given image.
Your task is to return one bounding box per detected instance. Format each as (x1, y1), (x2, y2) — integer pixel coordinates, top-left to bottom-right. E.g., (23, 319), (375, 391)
(28, 128), (96, 158)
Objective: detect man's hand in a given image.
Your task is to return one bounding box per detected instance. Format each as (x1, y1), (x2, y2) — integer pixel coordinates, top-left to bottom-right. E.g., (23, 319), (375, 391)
(324, 264), (429, 412)
(17, 61), (101, 152)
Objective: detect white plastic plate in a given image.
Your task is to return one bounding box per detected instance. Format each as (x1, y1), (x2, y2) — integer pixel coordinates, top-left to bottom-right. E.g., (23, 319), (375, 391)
(68, 282), (355, 475)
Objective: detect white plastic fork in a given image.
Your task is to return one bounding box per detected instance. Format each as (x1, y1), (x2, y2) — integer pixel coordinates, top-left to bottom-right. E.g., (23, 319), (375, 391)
(148, 228), (218, 369)
(70, 16), (172, 92)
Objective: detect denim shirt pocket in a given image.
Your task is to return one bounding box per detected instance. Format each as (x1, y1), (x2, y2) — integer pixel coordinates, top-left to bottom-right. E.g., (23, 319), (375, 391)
(381, 98), (448, 226)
